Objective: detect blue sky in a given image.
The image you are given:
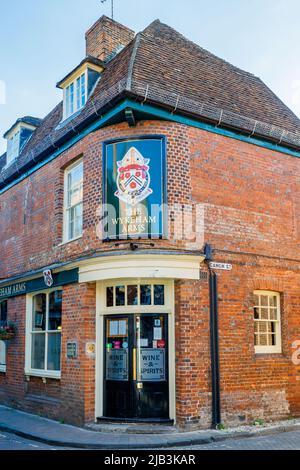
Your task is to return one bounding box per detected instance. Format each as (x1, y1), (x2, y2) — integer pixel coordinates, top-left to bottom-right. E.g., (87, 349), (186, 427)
(1, 0), (300, 155)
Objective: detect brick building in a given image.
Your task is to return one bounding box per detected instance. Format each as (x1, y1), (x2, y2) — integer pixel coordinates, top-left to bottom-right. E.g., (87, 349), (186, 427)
(1, 15), (300, 429)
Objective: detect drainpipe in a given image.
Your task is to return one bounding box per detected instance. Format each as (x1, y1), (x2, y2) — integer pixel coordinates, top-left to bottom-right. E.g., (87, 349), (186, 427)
(204, 244), (221, 428)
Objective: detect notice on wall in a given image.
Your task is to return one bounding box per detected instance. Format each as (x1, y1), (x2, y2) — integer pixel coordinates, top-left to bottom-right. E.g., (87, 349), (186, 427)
(106, 349), (128, 381)
(137, 348), (165, 382)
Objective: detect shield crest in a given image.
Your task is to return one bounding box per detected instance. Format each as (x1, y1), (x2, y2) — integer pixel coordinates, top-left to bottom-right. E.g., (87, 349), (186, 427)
(43, 269), (54, 288)
(114, 147), (153, 206)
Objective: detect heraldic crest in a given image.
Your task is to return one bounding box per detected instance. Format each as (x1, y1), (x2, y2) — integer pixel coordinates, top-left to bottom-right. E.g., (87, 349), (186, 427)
(115, 147), (153, 206)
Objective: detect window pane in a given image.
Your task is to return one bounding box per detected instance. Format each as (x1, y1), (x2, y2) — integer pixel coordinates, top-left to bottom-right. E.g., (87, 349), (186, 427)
(140, 285), (151, 305)
(31, 333), (45, 369)
(116, 286), (125, 306)
(69, 203), (83, 239)
(81, 73), (86, 107)
(154, 285), (165, 305)
(0, 301), (7, 326)
(32, 294), (46, 331)
(76, 77), (81, 110)
(48, 291), (62, 331)
(269, 295), (278, 307)
(67, 164), (83, 207)
(260, 308), (268, 320)
(47, 333), (61, 371)
(254, 307), (259, 320)
(261, 295), (268, 306)
(106, 287), (114, 307)
(0, 341), (6, 366)
(253, 294), (259, 306)
(127, 285), (138, 305)
(269, 309), (277, 320)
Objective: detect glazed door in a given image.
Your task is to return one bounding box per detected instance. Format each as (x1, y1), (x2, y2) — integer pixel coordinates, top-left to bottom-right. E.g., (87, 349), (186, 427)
(104, 314), (169, 420)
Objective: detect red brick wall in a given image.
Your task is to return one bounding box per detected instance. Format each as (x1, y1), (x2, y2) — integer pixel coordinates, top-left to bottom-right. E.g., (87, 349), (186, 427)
(1, 119), (300, 427)
(0, 283), (96, 425)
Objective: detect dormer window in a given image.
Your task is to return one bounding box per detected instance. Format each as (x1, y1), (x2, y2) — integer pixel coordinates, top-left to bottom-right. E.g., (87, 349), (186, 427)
(3, 116), (41, 167)
(57, 57), (104, 122)
(7, 129), (20, 165)
(65, 72), (86, 119)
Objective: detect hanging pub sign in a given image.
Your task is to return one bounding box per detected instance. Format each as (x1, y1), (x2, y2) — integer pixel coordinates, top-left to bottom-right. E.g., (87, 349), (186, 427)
(102, 136), (167, 240)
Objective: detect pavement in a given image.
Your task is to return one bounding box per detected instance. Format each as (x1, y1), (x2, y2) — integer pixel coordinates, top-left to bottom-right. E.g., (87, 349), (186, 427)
(1, 405), (300, 450)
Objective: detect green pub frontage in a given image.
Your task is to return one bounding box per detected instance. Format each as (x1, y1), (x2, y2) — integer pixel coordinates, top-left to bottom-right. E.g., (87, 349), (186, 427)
(2, 14), (300, 430)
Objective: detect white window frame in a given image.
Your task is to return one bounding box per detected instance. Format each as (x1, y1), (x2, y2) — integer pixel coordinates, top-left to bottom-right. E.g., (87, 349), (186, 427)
(0, 340), (6, 373)
(25, 289), (62, 379)
(254, 290), (282, 354)
(0, 299), (7, 372)
(63, 159), (83, 244)
(6, 129), (20, 165)
(63, 70), (87, 120)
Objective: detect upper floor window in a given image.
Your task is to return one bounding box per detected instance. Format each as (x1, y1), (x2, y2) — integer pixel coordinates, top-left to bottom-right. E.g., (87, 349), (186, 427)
(4, 118), (41, 167)
(6, 130), (20, 165)
(64, 72), (87, 120)
(57, 58), (103, 123)
(253, 291), (281, 354)
(64, 159), (83, 242)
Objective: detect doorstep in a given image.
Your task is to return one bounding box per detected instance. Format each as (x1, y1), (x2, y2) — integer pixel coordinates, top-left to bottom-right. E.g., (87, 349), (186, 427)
(85, 421), (177, 434)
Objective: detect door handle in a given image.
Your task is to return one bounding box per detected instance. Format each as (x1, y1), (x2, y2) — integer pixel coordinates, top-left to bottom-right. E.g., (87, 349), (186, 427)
(133, 348), (136, 381)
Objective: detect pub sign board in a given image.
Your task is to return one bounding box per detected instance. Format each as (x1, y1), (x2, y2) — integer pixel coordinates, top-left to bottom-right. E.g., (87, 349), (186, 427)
(102, 136), (167, 240)
(0, 269), (78, 301)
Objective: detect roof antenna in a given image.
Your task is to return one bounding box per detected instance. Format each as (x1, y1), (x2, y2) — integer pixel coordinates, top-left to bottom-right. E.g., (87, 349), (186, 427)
(101, 0), (114, 20)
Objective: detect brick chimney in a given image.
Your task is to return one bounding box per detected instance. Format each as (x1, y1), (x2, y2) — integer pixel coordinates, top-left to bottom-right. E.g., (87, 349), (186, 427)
(85, 15), (135, 63)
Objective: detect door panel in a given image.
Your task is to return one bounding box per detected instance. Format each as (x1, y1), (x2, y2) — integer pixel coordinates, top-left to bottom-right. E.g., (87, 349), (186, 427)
(104, 313), (169, 420)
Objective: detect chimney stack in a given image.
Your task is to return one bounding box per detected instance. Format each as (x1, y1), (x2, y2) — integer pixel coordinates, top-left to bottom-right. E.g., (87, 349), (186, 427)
(85, 15), (135, 63)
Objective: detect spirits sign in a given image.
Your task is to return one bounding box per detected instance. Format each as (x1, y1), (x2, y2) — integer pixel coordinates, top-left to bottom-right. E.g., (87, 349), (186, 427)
(106, 349), (128, 381)
(137, 348), (165, 382)
(103, 137), (167, 240)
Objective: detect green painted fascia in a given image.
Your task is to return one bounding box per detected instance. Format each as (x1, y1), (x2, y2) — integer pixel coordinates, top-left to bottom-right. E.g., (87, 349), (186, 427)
(1, 98), (300, 195)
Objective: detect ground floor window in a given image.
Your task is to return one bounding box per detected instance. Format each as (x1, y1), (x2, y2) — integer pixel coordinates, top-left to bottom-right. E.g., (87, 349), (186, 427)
(26, 290), (62, 377)
(0, 341), (6, 372)
(0, 300), (7, 373)
(253, 290), (281, 354)
(0, 300), (7, 326)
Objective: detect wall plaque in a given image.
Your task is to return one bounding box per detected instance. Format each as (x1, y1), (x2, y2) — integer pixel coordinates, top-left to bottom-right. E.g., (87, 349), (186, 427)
(67, 342), (78, 359)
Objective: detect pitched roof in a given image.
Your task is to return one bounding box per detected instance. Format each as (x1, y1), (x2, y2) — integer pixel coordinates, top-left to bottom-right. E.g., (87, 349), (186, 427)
(1, 19), (300, 190)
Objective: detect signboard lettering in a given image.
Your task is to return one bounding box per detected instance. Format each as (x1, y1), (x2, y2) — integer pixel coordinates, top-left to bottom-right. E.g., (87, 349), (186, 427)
(209, 262), (232, 271)
(103, 137), (167, 240)
(106, 349), (128, 381)
(137, 348), (165, 382)
(0, 269), (78, 301)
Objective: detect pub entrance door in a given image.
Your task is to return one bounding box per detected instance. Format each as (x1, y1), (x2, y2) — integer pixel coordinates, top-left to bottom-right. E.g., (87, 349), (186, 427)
(104, 313), (169, 420)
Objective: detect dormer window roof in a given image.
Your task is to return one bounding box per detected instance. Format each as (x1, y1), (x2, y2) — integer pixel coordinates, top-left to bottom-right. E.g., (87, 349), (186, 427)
(57, 56), (104, 121)
(3, 116), (41, 167)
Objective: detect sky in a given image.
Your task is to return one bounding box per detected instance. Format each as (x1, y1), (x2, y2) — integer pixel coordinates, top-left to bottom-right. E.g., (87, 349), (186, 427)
(1, 0), (300, 155)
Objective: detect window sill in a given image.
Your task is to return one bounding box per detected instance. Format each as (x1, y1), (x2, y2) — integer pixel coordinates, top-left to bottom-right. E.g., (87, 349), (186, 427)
(254, 349), (282, 355)
(58, 235), (83, 247)
(0, 366), (6, 373)
(24, 370), (61, 380)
